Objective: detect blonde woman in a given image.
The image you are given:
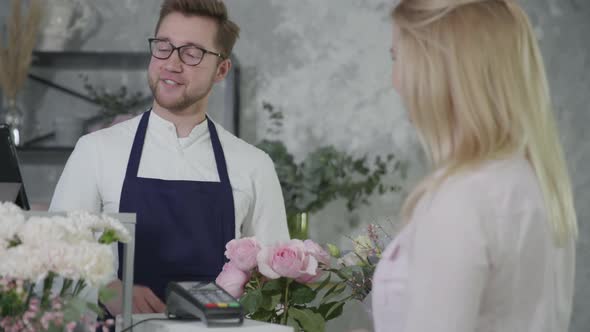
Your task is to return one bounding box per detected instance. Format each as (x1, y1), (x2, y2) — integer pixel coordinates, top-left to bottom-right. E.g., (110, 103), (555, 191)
(372, 0), (578, 331)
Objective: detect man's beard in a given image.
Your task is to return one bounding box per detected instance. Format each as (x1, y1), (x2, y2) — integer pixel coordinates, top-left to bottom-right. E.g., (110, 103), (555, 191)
(148, 74), (214, 112)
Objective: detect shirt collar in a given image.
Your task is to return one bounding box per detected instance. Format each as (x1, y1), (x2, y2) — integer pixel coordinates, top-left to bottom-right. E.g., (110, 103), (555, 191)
(149, 110), (209, 147)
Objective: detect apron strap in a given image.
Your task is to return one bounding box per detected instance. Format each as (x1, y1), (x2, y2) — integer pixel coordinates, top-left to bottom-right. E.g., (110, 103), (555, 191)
(124, 111), (150, 178)
(206, 116), (231, 186)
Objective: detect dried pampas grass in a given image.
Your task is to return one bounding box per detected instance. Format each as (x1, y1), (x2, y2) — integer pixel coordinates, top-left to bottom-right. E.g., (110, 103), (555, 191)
(0, 0), (42, 100)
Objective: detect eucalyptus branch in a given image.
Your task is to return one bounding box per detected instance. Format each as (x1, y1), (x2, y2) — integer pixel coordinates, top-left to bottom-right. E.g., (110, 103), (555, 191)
(257, 102), (406, 216)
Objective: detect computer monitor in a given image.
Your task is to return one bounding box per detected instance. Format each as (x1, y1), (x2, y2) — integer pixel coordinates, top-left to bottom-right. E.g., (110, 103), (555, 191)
(0, 124), (30, 210)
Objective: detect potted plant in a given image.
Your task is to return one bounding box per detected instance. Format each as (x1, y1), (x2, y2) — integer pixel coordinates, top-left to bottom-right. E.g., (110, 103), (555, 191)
(80, 75), (152, 132)
(256, 103), (407, 239)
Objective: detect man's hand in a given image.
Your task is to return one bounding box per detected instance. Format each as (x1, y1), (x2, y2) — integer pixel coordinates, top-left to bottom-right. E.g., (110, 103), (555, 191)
(104, 279), (166, 316)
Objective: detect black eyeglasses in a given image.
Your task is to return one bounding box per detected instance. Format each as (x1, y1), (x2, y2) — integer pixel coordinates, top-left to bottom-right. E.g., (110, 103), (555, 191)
(148, 38), (225, 66)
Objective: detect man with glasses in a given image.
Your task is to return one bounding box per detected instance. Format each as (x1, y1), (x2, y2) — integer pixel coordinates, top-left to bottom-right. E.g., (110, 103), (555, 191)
(50, 0), (289, 317)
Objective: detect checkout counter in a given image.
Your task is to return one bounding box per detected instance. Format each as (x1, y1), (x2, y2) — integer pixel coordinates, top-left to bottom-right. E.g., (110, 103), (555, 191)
(115, 314), (292, 332)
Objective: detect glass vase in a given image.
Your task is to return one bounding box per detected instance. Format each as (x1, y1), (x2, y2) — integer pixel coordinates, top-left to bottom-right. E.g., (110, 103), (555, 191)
(2, 96), (25, 146)
(288, 212), (309, 240)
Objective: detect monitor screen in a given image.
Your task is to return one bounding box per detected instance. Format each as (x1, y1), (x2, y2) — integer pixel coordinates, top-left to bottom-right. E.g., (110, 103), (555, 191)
(0, 124), (30, 210)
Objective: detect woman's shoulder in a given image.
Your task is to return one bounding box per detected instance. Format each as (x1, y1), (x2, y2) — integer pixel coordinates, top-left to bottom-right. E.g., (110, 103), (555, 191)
(428, 155), (542, 215)
(440, 156), (535, 193)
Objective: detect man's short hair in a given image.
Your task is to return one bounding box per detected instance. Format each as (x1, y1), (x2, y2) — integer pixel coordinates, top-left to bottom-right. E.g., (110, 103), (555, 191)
(155, 0), (240, 58)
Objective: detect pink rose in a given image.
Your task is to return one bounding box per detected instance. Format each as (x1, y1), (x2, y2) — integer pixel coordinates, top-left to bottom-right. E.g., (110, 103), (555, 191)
(295, 240), (331, 283)
(256, 240), (318, 279)
(224, 237), (261, 271)
(303, 239), (331, 266)
(215, 262), (250, 298)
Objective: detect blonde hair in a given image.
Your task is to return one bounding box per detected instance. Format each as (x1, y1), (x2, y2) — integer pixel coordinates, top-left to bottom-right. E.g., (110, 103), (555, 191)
(393, 0), (578, 245)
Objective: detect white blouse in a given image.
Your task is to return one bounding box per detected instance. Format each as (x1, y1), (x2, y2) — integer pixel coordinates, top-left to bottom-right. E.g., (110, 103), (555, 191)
(49, 111), (290, 274)
(372, 156), (575, 332)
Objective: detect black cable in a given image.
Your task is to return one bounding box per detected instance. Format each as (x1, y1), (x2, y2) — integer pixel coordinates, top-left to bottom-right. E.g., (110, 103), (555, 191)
(119, 318), (170, 332)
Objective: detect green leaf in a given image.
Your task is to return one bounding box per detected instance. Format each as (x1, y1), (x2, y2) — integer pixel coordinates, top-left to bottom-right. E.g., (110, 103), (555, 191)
(7, 235), (22, 248)
(321, 283), (347, 304)
(288, 307), (325, 332)
(98, 229), (118, 244)
(98, 286), (117, 304)
(335, 266), (357, 279)
(261, 292), (282, 311)
(0, 289), (27, 317)
(63, 297), (87, 322)
(47, 324), (70, 332)
(318, 301), (345, 321)
(87, 301), (105, 319)
(321, 282), (341, 300)
(286, 316), (303, 331)
(290, 282), (316, 305)
(239, 289), (263, 314)
(250, 309), (274, 322)
(313, 274), (331, 293)
(262, 279), (283, 294)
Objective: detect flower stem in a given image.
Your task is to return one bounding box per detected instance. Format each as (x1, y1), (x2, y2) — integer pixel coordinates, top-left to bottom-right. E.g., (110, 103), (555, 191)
(282, 279), (291, 325)
(24, 283), (34, 308)
(42, 272), (56, 307)
(60, 278), (73, 297)
(72, 279), (86, 296)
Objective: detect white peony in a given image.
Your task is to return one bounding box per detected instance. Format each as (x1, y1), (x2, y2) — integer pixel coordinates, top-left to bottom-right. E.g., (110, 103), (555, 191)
(0, 202), (130, 292)
(0, 202), (25, 244)
(18, 216), (94, 247)
(67, 211), (132, 243)
(0, 201), (25, 221)
(0, 245), (48, 282)
(45, 242), (115, 286)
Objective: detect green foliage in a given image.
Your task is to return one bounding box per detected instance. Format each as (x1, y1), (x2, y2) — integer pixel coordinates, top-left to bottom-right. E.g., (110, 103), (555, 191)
(256, 102), (408, 216)
(0, 277), (113, 331)
(317, 301), (344, 321)
(0, 283), (27, 317)
(98, 285), (117, 305)
(288, 307), (325, 332)
(239, 271), (351, 332)
(81, 75), (151, 122)
(239, 288), (263, 313)
(99, 228), (124, 244)
(290, 283), (316, 304)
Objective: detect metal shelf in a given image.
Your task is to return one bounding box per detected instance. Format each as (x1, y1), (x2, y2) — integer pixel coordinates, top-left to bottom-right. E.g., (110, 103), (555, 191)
(16, 52), (240, 153)
(19, 51), (153, 149)
(31, 51), (150, 70)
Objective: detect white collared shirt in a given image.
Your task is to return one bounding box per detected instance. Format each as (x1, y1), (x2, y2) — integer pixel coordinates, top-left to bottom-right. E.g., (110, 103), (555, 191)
(372, 156), (575, 332)
(49, 111), (290, 246)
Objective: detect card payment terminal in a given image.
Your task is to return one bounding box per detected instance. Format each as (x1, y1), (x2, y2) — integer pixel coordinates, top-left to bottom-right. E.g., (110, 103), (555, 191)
(165, 281), (244, 327)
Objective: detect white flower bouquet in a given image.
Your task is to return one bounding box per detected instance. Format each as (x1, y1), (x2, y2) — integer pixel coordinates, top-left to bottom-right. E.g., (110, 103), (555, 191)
(0, 202), (130, 332)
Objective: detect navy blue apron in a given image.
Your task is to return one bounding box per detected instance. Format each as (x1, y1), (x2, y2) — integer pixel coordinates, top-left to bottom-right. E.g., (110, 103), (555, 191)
(117, 110), (235, 301)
